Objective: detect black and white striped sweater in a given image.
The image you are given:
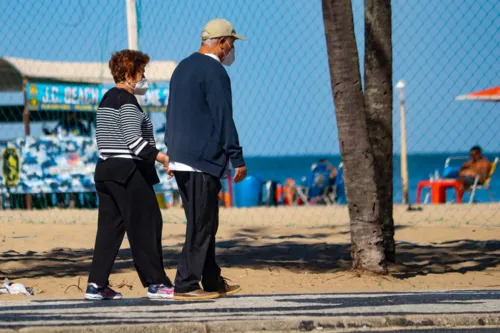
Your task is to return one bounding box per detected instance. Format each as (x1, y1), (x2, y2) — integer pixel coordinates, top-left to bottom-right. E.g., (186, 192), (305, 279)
(96, 87), (159, 163)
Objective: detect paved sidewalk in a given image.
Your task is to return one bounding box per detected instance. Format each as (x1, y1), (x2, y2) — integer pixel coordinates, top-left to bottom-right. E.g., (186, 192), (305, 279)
(1, 290), (499, 332)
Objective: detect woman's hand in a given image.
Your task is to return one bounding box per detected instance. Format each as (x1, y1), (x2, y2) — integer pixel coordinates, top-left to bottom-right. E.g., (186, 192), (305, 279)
(163, 162), (174, 179)
(156, 152), (174, 179)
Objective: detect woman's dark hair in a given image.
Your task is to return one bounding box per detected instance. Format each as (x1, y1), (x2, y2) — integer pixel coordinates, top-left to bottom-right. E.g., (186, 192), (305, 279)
(109, 49), (150, 83)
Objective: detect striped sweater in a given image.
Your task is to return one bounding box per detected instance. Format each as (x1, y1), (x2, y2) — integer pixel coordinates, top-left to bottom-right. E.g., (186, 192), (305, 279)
(96, 87), (159, 163)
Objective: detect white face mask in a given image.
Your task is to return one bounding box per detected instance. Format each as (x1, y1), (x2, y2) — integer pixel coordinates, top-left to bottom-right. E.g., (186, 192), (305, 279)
(133, 77), (149, 95)
(222, 41), (235, 66)
(126, 77), (149, 95)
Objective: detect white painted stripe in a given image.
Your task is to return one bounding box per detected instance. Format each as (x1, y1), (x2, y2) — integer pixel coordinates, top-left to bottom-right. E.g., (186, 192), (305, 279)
(134, 141), (148, 155)
(129, 137), (143, 149)
(100, 149), (134, 154)
(100, 154), (143, 160)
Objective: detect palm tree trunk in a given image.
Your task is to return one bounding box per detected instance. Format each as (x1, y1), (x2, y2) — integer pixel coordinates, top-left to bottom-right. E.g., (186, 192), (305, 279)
(364, 0), (395, 262)
(322, 0), (386, 273)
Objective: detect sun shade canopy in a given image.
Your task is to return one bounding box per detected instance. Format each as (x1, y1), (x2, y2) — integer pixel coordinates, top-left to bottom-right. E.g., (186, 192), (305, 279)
(456, 86), (500, 102)
(0, 57), (177, 92)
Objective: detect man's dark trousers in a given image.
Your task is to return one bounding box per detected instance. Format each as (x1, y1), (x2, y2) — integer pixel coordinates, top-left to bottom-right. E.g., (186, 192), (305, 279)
(173, 171), (223, 293)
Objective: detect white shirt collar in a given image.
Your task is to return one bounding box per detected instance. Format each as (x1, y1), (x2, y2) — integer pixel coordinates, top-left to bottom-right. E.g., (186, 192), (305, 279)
(204, 53), (220, 63)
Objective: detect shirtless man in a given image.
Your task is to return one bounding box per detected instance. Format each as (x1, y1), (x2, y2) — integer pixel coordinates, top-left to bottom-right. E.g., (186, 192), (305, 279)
(458, 146), (491, 189)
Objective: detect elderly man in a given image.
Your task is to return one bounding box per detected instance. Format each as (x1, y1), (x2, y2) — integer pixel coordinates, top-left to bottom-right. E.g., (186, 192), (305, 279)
(165, 19), (247, 300)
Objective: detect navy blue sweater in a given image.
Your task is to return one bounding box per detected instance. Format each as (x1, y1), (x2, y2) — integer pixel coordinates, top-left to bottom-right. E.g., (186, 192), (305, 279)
(165, 52), (245, 178)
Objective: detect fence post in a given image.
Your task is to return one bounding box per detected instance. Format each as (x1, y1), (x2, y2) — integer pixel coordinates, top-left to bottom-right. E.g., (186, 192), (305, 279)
(396, 79), (409, 205)
(126, 0), (139, 51)
(22, 78), (32, 210)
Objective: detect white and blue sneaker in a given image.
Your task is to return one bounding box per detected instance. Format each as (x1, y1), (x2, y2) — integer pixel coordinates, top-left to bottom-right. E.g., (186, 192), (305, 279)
(84, 283), (123, 300)
(147, 284), (174, 300)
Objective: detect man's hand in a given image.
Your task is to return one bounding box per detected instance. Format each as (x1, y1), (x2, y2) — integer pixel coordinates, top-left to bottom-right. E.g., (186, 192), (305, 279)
(461, 160), (472, 170)
(233, 166), (247, 183)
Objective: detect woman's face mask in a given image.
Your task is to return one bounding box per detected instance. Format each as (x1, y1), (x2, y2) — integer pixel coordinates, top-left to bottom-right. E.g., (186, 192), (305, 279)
(133, 77), (149, 95)
(126, 75), (149, 95)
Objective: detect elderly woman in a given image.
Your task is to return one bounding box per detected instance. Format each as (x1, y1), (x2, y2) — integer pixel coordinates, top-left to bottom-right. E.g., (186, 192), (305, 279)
(85, 50), (173, 300)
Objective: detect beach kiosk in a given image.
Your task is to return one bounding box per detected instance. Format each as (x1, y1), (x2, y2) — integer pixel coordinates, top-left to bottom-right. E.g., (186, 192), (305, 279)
(415, 86), (499, 205)
(0, 57), (176, 209)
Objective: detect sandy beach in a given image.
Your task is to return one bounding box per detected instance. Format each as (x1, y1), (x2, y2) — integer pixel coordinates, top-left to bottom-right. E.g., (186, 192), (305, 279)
(0, 204), (499, 300)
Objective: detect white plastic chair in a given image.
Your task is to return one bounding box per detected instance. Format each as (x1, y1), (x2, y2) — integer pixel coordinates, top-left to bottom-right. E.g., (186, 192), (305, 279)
(468, 157), (498, 203)
(442, 156), (497, 203)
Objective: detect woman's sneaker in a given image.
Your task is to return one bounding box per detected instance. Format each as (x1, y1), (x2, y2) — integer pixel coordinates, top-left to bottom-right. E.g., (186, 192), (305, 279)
(147, 284), (174, 299)
(84, 283), (123, 300)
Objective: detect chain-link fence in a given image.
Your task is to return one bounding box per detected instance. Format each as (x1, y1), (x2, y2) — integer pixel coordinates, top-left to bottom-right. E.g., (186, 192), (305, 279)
(0, 0), (498, 225)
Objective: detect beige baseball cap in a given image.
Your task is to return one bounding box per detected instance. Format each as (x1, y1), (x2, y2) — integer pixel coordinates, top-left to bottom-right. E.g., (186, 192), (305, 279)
(201, 18), (246, 41)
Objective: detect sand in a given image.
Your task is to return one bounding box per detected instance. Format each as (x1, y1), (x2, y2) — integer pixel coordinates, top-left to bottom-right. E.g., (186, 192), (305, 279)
(0, 204), (499, 300)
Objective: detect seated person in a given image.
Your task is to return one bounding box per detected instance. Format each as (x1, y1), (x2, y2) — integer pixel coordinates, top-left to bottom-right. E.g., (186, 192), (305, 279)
(310, 159), (337, 205)
(43, 112), (90, 136)
(283, 178), (298, 205)
(458, 146), (491, 189)
(325, 165), (338, 204)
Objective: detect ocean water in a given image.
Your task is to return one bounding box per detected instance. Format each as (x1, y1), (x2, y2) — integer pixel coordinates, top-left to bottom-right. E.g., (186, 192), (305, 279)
(244, 153), (499, 204)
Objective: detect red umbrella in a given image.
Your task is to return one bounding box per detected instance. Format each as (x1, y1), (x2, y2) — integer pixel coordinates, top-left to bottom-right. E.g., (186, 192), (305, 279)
(456, 86), (500, 102)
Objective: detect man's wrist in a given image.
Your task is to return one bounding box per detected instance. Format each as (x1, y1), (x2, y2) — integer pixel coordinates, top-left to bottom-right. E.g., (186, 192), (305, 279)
(230, 156), (245, 168)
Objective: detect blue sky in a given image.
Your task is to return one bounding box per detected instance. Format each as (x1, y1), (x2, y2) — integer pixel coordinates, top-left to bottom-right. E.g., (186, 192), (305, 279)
(0, 0), (499, 156)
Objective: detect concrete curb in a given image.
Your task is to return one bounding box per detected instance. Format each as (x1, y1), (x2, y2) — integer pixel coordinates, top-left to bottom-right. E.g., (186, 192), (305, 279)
(3, 313), (499, 332)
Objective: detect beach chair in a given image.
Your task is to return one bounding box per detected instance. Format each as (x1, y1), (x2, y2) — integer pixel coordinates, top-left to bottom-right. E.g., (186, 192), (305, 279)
(443, 156), (469, 172)
(307, 161), (333, 205)
(468, 157), (498, 203)
(293, 161), (341, 205)
(319, 162), (345, 204)
(442, 156), (498, 203)
(332, 162), (346, 204)
(294, 184), (308, 205)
